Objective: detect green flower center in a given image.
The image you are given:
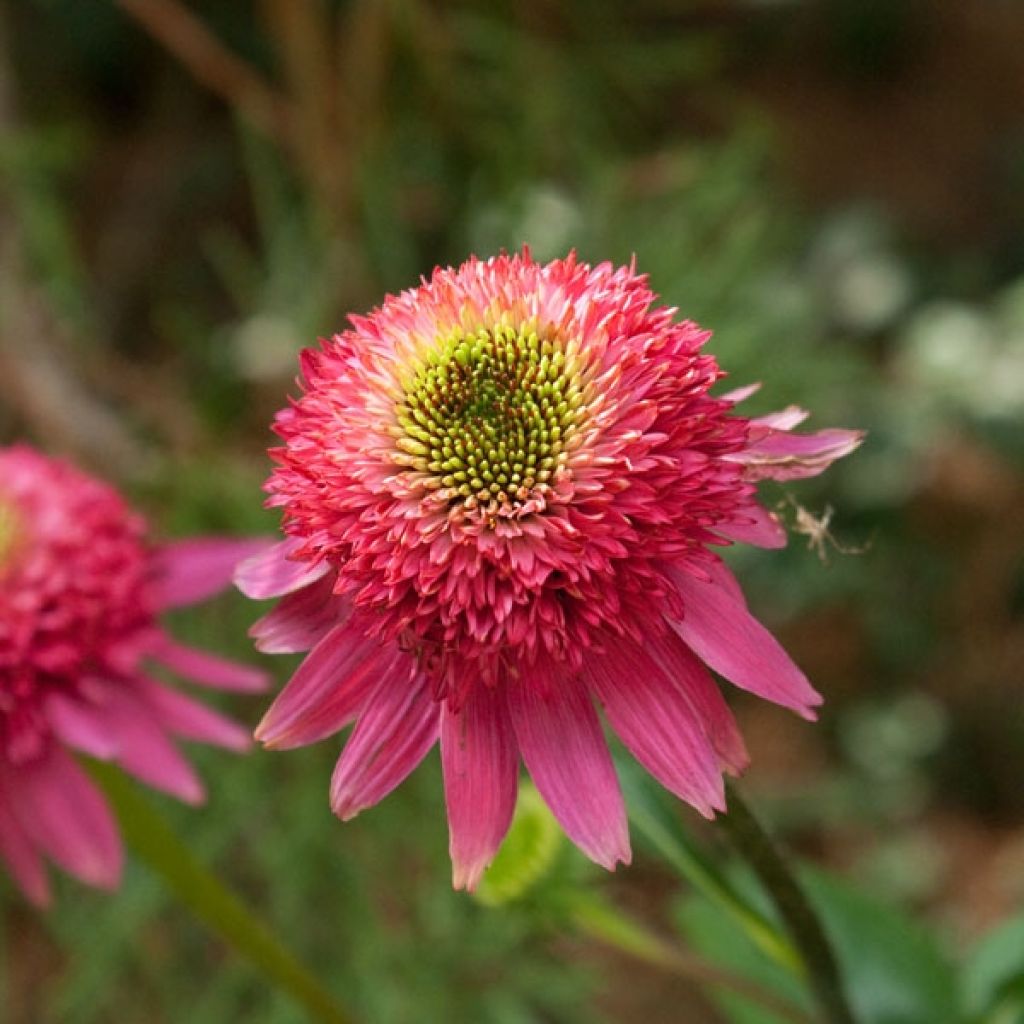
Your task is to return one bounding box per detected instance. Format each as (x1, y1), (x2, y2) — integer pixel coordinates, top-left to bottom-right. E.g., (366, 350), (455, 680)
(396, 323), (586, 510)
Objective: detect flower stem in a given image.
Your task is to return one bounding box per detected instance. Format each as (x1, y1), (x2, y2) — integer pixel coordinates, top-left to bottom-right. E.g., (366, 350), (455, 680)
(89, 761), (353, 1024)
(562, 891), (814, 1024)
(720, 782), (856, 1024)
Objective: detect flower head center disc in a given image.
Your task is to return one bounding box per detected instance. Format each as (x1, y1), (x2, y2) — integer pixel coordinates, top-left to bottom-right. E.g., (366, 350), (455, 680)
(396, 324), (585, 512)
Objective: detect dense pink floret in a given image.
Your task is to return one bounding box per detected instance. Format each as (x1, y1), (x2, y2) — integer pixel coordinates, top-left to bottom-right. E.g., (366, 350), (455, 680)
(242, 251), (864, 889)
(0, 446), (268, 904)
(269, 254), (755, 699)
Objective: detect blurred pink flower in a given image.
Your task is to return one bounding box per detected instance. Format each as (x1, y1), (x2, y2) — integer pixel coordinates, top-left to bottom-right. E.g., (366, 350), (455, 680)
(0, 445), (268, 904)
(238, 251), (862, 889)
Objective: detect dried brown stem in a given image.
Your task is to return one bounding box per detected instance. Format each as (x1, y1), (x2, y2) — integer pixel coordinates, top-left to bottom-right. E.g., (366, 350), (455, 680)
(113, 0), (293, 145)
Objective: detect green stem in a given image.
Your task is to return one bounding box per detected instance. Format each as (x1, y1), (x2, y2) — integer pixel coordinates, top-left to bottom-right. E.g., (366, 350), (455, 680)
(563, 892), (814, 1024)
(621, 759), (801, 974)
(89, 761), (352, 1024)
(720, 782), (856, 1024)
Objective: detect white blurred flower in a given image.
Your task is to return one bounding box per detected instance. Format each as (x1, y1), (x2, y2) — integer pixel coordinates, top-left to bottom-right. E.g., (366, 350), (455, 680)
(231, 314), (301, 381)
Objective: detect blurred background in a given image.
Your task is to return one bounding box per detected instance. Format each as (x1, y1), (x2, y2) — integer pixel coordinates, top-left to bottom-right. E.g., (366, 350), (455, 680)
(1, 1), (1022, 1021)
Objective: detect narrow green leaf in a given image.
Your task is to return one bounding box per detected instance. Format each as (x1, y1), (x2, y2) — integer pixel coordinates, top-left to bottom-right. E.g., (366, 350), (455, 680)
(89, 761), (352, 1024)
(963, 913), (1024, 1022)
(618, 758), (801, 974)
(676, 866), (961, 1024)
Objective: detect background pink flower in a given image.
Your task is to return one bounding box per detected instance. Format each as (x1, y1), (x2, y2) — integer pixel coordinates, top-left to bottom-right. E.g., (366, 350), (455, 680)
(239, 251), (863, 889)
(0, 445), (268, 905)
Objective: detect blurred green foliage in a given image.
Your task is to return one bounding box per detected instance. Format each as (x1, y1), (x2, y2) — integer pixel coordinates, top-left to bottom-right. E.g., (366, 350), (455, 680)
(2, 1), (1023, 1022)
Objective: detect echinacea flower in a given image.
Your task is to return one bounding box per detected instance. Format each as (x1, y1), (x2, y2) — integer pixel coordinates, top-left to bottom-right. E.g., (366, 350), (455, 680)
(238, 251), (862, 890)
(0, 445), (268, 905)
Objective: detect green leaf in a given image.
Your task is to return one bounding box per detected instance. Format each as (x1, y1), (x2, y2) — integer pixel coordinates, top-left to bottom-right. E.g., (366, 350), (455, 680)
(618, 758), (801, 975)
(475, 783), (563, 907)
(89, 761), (351, 1024)
(963, 913), (1024, 1023)
(676, 867), (961, 1024)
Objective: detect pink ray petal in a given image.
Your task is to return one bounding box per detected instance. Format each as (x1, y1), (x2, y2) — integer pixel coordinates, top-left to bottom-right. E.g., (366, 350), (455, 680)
(751, 406), (810, 430)
(584, 637), (725, 817)
(718, 382), (761, 404)
(147, 634), (268, 693)
(646, 630), (749, 776)
(330, 670), (440, 821)
(727, 428), (864, 482)
(151, 537), (274, 610)
(255, 618), (396, 749)
(234, 538), (330, 600)
(441, 685), (519, 891)
(716, 502), (787, 548)
(249, 573), (347, 654)
(45, 691), (120, 759)
(101, 690), (205, 804)
(136, 676), (251, 752)
(0, 797), (50, 905)
(507, 667), (630, 870)
(5, 747), (122, 891)
(667, 562), (821, 719)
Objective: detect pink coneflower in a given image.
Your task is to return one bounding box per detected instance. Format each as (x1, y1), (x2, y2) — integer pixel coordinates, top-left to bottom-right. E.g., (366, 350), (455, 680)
(0, 445), (268, 905)
(238, 251), (862, 889)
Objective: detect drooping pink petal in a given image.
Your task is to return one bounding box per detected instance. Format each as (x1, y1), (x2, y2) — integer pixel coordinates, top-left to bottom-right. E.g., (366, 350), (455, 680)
(718, 382), (761, 404)
(0, 444), (260, 902)
(100, 690), (205, 804)
(136, 677), (251, 751)
(45, 691), (120, 759)
(646, 630), (749, 776)
(507, 668), (630, 870)
(255, 618), (395, 749)
(234, 538), (329, 600)
(249, 574), (347, 654)
(236, 251), (862, 888)
(151, 537), (274, 609)
(584, 638), (725, 817)
(4, 748), (121, 891)
(727, 428), (864, 482)
(752, 406), (810, 430)
(716, 503), (787, 548)
(667, 562), (821, 719)
(441, 686), (519, 891)
(147, 635), (268, 693)
(0, 797), (50, 906)
(330, 670), (440, 821)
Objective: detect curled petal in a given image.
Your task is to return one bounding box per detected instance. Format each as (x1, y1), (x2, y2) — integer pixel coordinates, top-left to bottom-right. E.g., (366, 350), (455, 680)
(727, 428), (864, 482)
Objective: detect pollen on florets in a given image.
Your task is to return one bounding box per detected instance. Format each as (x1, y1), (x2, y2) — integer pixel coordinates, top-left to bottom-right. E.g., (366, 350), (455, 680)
(393, 322), (586, 517)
